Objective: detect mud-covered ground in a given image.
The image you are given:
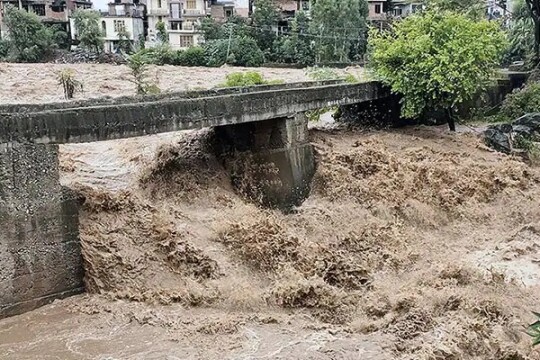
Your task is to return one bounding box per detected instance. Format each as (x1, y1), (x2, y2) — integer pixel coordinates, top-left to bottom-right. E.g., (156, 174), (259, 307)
(1, 123), (539, 359)
(0, 62), (366, 104)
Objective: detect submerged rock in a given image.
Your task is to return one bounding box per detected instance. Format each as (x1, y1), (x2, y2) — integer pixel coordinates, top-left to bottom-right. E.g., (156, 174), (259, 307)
(484, 124), (513, 154)
(483, 113), (540, 154)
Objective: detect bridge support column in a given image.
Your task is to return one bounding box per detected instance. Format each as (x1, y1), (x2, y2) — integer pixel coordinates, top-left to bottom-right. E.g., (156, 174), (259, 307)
(0, 143), (83, 318)
(216, 114), (316, 211)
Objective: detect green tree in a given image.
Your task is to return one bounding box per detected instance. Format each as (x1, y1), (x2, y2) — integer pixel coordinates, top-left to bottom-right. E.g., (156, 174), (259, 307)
(198, 17), (223, 40)
(117, 28), (133, 54)
(424, 0), (486, 20)
(505, 0), (535, 63)
(369, 11), (507, 131)
(156, 21), (168, 43)
(2, 5), (57, 62)
(252, 0), (280, 54)
(310, 0), (366, 62)
(72, 10), (104, 53)
(289, 11), (314, 65)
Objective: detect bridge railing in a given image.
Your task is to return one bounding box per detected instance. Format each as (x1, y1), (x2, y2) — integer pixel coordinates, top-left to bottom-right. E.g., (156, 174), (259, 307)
(0, 80), (346, 115)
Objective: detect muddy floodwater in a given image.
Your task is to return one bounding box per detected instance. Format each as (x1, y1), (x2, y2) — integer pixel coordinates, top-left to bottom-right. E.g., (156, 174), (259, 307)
(0, 64), (539, 358)
(1, 121), (540, 359)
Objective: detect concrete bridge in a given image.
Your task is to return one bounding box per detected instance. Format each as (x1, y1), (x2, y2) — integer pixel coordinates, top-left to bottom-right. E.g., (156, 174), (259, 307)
(0, 80), (392, 318)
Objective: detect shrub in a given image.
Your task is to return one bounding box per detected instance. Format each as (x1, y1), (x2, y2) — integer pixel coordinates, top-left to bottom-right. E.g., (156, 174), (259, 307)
(175, 46), (205, 66)
(56, 69), (83, 99)
(127, 52), (160, 95)
(135, 45), (175, 65)
(219, 71), (282, 87)
(500, 82), (540, 120)
(305, 67), (357, 82)
(204, 37), (265, 67)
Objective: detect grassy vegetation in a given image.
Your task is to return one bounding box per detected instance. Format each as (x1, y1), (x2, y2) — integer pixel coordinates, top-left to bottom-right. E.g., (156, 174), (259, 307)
(218, 71), (283, 88)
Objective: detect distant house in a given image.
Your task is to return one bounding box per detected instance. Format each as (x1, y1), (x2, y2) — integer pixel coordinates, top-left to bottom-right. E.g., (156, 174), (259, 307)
(165, 0), (206, 50)
(392, 0), (423, 18)
(0, 0), (92, 38)
(70, 1), (144, 53)
(101, 1), (144, 52)
(367, 0), (387, 21)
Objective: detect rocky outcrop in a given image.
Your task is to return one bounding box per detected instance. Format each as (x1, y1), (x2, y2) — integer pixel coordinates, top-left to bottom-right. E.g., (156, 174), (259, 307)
(484, 113), (540, 154)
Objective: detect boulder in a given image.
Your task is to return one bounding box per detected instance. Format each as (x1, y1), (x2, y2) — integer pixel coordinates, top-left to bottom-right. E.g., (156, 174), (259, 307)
(484, 125), (513, 154)
(483, 113), (540, 154)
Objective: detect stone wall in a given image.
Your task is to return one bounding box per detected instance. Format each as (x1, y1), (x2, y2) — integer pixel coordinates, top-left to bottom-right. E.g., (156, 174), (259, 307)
(0, 143), (83, 318)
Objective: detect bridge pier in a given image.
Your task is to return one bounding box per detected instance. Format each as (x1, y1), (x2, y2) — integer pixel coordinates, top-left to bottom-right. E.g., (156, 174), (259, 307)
(215, 114), (316, 211)
(0, 143), (83, 318)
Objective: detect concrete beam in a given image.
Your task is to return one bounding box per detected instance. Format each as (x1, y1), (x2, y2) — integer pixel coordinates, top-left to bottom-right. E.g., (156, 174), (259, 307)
(0, 82), (389, 145)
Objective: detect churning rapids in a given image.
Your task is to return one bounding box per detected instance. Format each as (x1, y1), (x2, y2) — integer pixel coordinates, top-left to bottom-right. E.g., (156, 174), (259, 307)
(1, 123), (540, 359)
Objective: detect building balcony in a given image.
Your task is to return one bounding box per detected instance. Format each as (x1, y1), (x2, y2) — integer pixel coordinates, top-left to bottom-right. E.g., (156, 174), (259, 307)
(148, 8), (169, 16)
(182, 8), (205, 16)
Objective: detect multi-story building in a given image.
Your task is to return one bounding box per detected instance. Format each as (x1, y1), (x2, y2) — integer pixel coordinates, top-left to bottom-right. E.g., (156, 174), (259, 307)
(274, 0), (309, 18)
(0, 0), (92, 38)
(145, 0), (169, 39)
(209, 0), (238, 21)
(166, 0), (207, 49)
(101, 0), (144, 52)
(70, 0), (144, 52)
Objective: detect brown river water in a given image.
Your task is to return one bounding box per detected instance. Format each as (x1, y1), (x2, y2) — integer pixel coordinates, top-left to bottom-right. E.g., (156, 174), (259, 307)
(1, 119), (540, 358)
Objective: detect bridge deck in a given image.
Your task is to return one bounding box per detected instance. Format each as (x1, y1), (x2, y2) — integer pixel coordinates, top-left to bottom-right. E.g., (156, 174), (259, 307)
(0, 81), (388, 144)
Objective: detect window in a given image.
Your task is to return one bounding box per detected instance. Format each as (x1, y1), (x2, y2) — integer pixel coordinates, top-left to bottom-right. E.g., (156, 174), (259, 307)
(114, 20), (126, 32)
(394, 8), (402, 15)
(102, 20), (107, 33)
(179, 35), (193, 47)
(157, 0), (162, 7)
(183, 21), (193, 30)
(186, 0), (196, 9)
(374, 4), (381, 13)
(32, 4), (45, 16)
(170, 21), (181, 30)
(225, 9), (233, 17)
(158, 16), (163, 22)
(170, 3), (181, 18)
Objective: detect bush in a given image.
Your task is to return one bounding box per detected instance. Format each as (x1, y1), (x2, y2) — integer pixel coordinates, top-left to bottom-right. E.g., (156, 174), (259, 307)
(0, 39), (8, 59)
(305, 67), (358, 83)
(500, 83), (540, 120)
(204, 36), (265, 67)
(57, 68), (83, 99)
(135, 45), (175, 65)
(127, 52), (160, 95)
(175, 46), (205, 66)
(219, 71), (282, 87)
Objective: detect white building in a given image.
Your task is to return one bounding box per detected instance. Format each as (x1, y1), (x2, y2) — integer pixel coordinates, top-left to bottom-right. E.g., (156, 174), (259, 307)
(167, 0), (207, 50)
(145, 0), (207, 50)
(70, 1), (144, 53)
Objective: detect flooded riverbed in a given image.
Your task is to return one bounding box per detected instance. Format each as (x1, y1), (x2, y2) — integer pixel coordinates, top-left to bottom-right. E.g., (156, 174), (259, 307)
(1, 124), (539, 359)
